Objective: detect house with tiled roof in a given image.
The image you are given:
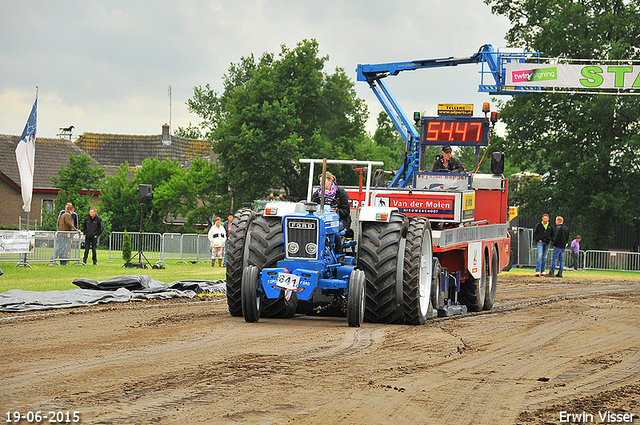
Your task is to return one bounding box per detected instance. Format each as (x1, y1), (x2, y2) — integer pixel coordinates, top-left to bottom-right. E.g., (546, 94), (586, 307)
(0, 134), (99, 227)
(0, 125), (213, 228)
(75, 124), (212, 168)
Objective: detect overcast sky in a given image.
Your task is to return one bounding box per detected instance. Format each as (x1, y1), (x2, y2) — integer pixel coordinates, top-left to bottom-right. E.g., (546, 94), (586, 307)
(1, 0), (512, 140)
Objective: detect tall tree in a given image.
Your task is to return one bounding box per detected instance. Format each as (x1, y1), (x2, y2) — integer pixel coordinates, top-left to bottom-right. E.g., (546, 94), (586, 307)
(184, 157), (229, 227)
(174, 122), (203, 140)
(371, 111), (405, 170)
(151, 157), (228, 229)
(101, 158), (197, 234)
(186, 39), (369, 204)
(485, 0), (640, 248)
(133, 158), (185, 233)
(101, 157), (228, 234)
(99, 162), (139, 233)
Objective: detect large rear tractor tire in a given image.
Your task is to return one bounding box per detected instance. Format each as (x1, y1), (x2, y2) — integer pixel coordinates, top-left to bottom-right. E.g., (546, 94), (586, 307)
(403, 217), (434, 325)
(460, 248), (487, 312)
(226, 208), (256, 317)
(347, 269), (366, 327)
(483, 246), (498, 310)
(241, 265), (261, 323)
(247, 215), (296, 318)
(357, 212), (407, 324)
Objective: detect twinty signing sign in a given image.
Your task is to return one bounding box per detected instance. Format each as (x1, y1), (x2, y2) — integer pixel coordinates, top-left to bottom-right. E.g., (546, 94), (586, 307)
(505, 63), (640, 90)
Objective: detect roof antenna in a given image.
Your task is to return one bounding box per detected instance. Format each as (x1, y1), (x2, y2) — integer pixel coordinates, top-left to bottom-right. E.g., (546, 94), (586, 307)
(168, 84), (172, 135)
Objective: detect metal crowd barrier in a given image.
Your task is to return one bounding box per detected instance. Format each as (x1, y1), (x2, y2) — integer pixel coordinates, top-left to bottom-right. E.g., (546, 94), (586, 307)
(108, 232), (162, 263)
(584, 250), (640, 272)
(0, 231), (83, 266)
(161, 233), (183, 264)
(525, 247), (640, 272)
(198, 234), (212, 264)
(6, 230), (639, 273)
(529, 246), (584, 270)
(108, 232), (211, 264)
(179, 234), (200, 264)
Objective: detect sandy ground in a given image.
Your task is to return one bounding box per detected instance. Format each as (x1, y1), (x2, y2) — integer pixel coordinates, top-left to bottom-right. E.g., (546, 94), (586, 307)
(1, 272), (640, 425)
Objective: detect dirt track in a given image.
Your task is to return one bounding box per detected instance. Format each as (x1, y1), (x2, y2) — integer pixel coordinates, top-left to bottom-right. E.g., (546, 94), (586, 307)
(2, 273), (640, 425)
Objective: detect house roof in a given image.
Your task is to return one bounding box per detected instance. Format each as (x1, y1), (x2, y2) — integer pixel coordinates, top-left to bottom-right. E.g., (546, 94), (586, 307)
(0, 134), (97, 191)
(74, 132), (212, 167)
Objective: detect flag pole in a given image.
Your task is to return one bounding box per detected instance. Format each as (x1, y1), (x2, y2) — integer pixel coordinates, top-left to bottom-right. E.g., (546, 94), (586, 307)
(16, 86), (38, 268)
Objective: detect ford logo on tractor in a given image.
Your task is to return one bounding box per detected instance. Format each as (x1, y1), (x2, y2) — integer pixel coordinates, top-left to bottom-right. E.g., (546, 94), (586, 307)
(289, 221), (316, 230)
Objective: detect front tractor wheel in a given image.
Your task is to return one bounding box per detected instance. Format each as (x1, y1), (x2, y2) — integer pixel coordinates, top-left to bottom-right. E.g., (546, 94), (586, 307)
(241, 265), (261, 323)
(347, 269), (366, 327)
(357, 212), (407, 324)
(403, 217), (434, 325)
(225, 208), (256, 317)
(247, 215), (296, 318)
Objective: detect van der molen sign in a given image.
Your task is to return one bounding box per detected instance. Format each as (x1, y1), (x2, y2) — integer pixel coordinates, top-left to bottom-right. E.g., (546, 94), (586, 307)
(505, 63), (640, 90)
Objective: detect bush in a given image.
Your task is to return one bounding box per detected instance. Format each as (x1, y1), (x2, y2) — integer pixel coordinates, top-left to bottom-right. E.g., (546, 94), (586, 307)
(122, 229), (132, 263)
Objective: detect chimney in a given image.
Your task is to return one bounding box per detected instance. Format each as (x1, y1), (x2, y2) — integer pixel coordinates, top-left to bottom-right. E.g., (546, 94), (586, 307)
(162, 123), (171, 146)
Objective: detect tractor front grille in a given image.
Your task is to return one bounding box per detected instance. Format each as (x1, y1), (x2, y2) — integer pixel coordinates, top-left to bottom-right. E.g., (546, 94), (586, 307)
(285, 217), (319, 260)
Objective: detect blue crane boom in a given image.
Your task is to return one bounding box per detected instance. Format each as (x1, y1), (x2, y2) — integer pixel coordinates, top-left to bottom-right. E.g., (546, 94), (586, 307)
(357, 44), (537, 187)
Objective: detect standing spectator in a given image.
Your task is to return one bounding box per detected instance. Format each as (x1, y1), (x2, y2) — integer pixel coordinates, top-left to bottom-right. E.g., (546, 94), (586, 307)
(82, 207), (104, 265)
(222, 213), (234, 266)
(57, 202), (79, 230)
(533, 213), (554, 276)
(208, 216), (226, 267)
(549, 216), (570, 277)
(55, 204), (81, 265)
(569, 235), (582, 271)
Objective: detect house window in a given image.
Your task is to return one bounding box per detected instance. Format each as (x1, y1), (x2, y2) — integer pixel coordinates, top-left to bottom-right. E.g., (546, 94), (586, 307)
(41, 199), (54, 223)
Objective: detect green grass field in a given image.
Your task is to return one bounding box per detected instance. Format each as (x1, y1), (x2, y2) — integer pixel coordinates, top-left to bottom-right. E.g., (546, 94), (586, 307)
(0, 249), (227, 293)
(502, 265), (640, 280)
(1, 252), (639, 293)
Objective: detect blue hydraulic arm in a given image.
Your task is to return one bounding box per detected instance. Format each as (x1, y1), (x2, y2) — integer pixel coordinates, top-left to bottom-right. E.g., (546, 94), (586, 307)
(357, 44), (537, 187)
(356, 44), (501, 82)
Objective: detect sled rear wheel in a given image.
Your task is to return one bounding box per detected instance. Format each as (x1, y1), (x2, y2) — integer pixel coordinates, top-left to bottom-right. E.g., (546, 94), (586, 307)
(403, 217), (434, 325)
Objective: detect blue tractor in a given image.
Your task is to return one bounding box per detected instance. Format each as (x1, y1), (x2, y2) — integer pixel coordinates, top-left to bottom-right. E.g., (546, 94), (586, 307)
(226, 159), (437, 327)
(241, 201), (366, 327)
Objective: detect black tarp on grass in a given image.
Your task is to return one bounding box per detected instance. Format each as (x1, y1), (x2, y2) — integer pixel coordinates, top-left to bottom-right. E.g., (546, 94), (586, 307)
(0, 275), (226, 313)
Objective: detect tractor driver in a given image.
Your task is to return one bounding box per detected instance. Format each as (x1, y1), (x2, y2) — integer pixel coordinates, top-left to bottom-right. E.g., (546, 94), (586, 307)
(432, 145), (467, 173)
(311, 171), (351, 253)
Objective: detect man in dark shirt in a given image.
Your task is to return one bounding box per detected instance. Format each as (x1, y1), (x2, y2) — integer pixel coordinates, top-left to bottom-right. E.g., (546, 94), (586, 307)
(549, 216), (570, 277)
(431, 145), (466, 173)
(533, 213), (554, 276)
(82, 207), (104, 265)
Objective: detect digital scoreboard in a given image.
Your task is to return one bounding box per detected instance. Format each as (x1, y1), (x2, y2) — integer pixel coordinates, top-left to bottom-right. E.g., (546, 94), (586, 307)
(420, 116), (490, 147)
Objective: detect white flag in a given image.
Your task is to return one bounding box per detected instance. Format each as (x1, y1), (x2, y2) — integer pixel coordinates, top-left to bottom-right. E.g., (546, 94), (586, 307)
(15, 92), (38, 213)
